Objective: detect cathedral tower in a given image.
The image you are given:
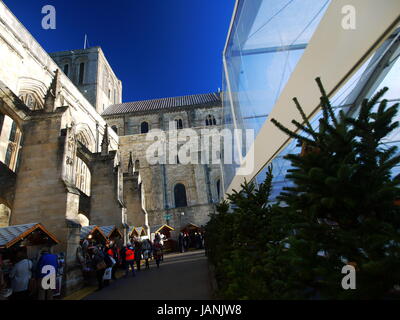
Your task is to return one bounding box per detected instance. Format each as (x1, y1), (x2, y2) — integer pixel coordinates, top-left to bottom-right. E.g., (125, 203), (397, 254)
(50, 47), (122, 114)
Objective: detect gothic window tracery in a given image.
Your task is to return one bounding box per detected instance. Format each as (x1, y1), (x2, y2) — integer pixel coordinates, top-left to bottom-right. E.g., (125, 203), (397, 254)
(0, 114), (22, 172)
(205, 114), (217, 126)
(19, 92), (42, 111)
(75, 158), (91, 196)
(74, 131), (92, 196)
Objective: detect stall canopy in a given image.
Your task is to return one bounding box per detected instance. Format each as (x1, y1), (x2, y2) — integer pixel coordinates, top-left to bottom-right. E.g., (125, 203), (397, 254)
(80, 226), (107, 241)
(129, 226), (147, 238)
(181, 223), (203, 233)
(0, 223), (59, 249)
(135, 227), (146, 237)
(150, 224), (175, 234)
(99, 226), (123, 239)
(150, 224), (175, 251)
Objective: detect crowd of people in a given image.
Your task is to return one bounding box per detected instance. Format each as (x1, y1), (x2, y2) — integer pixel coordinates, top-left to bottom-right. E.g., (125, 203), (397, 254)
(77, 233), (165, 291)
(0, 230), (205, 299)
(0, 247), (63, 300)
(178, 232), (204, 253)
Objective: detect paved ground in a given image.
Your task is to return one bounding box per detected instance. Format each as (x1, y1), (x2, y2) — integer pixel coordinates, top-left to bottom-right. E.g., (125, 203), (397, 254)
(85, 250), (212, 300)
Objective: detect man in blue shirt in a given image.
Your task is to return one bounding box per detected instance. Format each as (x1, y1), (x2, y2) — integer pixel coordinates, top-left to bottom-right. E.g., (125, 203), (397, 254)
(36, 247), (58, 300)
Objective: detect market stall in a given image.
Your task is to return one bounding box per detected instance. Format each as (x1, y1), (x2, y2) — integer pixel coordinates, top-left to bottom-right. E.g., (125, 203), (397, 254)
(0, 223), (60, 299)
(99, 226), (124, 249)
(99, 225), (123, 241)
(150, 224), (175, 251)
(80, 226), (107, 245)
(181, 223), (204, 249)
(180, 223), (203, 234)
(129, 226), (147, 241)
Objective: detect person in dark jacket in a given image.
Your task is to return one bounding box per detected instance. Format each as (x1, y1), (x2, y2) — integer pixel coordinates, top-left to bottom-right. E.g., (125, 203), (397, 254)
(120, 245), (126, 270)
(134, 240), (142, 271)
(153, 241), (162, 268)
(92, 247), (106, 290)
(141, 240), (152, 270)
(178, 233), (185, 253)
(199, 232), (204, 249)
(183, 233), (190, 250)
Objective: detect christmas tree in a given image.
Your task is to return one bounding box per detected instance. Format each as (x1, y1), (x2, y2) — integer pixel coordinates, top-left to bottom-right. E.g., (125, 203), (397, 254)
(271, 78), (400, 299)
(205, 166), (292, 299)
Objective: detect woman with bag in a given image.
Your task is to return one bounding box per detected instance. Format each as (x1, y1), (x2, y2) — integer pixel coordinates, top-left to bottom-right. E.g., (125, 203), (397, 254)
(92, 247), (106, 291)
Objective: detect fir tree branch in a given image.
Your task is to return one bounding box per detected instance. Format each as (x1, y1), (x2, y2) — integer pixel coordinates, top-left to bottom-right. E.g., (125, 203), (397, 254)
(316, 77), (339, 127)
(271, 118), (318, 147)
(293, 97), (317, 136)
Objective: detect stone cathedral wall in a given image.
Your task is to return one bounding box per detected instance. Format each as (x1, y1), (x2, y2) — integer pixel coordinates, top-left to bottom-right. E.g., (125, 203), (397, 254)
(105, 105), (223, 236)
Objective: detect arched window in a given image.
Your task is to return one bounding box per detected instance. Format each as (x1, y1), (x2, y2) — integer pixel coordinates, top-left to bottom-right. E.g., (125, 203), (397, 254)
(0, 115), (22, 172)
(76, 131), (91, 151)
(174, 183), (188, 208)
(205, 115), (217, 126)
(175, 119), (183, 129)
(78, 62), (85, 84)
(75, 158), (91, 196)
(141, 122), (149, 134)
(111, 125), (118, 134)
(63, 64), (69, 76)
(216, 180), (221, 200)
(19, 92), (42, 111)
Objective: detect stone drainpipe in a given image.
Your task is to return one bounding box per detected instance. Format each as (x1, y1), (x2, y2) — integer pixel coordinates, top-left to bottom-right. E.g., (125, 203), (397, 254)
(204, 164), (213, 204)
(161, 164), (169, 211)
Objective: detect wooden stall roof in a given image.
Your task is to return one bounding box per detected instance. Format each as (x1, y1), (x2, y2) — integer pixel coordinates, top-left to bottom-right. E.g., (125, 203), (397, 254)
(129, 226), (147, 237)
(0, 223), (59, 249)
(181, 223), (202, 232)
(99, 226), (123, 238)
(150, 224), (175, 234)
(135, 227), (146, 236)
(80, 225), (107, 240)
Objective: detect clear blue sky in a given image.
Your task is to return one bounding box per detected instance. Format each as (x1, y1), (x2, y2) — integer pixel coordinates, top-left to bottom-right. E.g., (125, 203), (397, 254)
(3, 0), (235, 102)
